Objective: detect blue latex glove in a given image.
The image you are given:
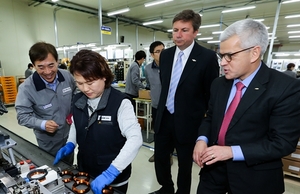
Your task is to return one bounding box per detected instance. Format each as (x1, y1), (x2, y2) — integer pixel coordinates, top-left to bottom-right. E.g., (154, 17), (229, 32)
(53, 142), (75, 164)
(91, 164), (120, 194)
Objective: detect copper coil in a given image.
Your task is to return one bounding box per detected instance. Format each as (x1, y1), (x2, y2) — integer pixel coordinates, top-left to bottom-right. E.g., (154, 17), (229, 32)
(72, 179), (90, 194)
(73, 172), (90, 182)
(103, 186), (114, 194)
(26, 168), (48, 182)
(60, 170), (74, 183)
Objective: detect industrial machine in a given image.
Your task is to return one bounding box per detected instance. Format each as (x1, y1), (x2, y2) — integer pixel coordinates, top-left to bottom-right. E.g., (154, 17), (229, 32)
(0, 100), (118, 194)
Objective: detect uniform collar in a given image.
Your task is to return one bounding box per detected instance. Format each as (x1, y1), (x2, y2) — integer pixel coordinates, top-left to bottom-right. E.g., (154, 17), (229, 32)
(33, 70), (65, 91)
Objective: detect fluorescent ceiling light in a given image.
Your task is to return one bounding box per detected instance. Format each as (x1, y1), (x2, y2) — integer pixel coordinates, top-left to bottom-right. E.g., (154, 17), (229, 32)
(222, 6), (256, 13)
(200, 24), (220, 28)
(268, 33), (273, 35)
(107, 8), (130, 16)
(266, 26), (270, 29)
(268, 37), (277, 39)
(207, 40), (220, 44)
(275, 53), (290, 56)
(285, 14), (300, 19)
(197, 37), (213, 40)
(287, 24), (300, 27)
(294, 53), (300, 56)
(143, 20), (163, 25)
(283, 0), (300, 4)
(254, 19), (265, 22)
(52, 0), (59, 2)
(86, 43), (96, 47)
(167, 29), (173, 32)
(212, 31), (223, 34)
(145, 0), (173, 7)
(197, 33), (202, 36)
(289, 35), (300, 38)
(288, 31), (300, 34)
(92, 48), (102, 51)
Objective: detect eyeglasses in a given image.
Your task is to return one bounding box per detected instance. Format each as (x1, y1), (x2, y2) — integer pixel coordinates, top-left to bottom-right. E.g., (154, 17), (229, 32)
(153, 49), (164, 54)
(217, 46), (255, 62)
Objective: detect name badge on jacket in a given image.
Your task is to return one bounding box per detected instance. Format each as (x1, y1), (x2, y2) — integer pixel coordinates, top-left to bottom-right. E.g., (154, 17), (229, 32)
(98, 115), (112, 121)
(43, 103), (52, 109)
(62, 87), (72, 94)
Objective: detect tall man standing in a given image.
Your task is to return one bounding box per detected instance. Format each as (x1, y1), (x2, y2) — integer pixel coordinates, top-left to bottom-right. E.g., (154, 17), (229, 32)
(193, 19), (300, 194)
(15, 42), (76, 163)
(150, 10), (219, 194)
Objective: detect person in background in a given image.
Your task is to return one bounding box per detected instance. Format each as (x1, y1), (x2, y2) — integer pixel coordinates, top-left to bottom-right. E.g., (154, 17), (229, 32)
(59, 63), (68, 69)
(193, 18), (300, 194)
(149, 10), (219, 194)
(53, 49), (143, 194)
(283, 62), (297, 78)
(144, 41), (173, 164)
(25, 63), (34, 78)
(15, 42), (76, 164)
(125, 50), (146, 108)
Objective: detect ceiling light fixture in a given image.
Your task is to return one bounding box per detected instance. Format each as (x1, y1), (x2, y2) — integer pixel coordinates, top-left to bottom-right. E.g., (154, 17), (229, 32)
(212, 31), (223, 34)
(287, 24), (300, 27)
(288, 31), (300, 34)
(282, 0), (300, 4)
(275, 53), (290, 57)
(200, 24), (220, 28)
(143, 20), (163, 25)
(222, 6), (256, 13)
(197, 37), (213, 40)
(285, 14), (300, 19)
(107, 8), (130, 16)
(52, 0), (59, 2)
(144, 0), (173, 7)
(289, 35), (300, 38)
(167, 29), (173, 32)
(207, 40), (221, 44)
(254, 19), (265, 22)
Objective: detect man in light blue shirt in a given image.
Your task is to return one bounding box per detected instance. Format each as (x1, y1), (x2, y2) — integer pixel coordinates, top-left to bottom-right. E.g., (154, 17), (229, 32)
(15, 42), (76, 164)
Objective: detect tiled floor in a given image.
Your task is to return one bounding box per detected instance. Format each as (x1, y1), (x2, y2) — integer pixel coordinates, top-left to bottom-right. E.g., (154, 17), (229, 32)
(1, 106), (300, 194)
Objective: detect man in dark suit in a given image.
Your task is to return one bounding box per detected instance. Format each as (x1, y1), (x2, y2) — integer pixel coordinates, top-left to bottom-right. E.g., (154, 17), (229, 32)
(149, 10), (219, 194)
(193, 18), (300, 194)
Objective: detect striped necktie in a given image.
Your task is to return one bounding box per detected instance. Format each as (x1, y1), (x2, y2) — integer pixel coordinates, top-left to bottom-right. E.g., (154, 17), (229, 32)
(166, 51), (184, 114)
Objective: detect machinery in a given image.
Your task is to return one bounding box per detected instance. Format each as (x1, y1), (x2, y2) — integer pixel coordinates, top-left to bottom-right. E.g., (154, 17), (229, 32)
(0, 128), (66, 193)
(0, 100), (118, 194)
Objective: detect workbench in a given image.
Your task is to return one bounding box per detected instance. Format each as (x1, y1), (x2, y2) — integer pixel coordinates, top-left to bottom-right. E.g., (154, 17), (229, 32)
(0, 125), (123, 194)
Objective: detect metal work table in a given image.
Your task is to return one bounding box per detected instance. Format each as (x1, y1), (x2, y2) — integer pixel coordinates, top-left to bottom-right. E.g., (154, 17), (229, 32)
(133, 98), (153, 143)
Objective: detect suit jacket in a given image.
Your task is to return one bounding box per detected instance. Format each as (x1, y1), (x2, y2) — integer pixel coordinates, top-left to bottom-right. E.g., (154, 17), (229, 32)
(155, 42), (219, 144)
(199, 62), (300, 192)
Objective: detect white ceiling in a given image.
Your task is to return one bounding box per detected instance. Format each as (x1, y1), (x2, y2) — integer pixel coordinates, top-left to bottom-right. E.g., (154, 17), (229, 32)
(26, 0), (300, 46)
